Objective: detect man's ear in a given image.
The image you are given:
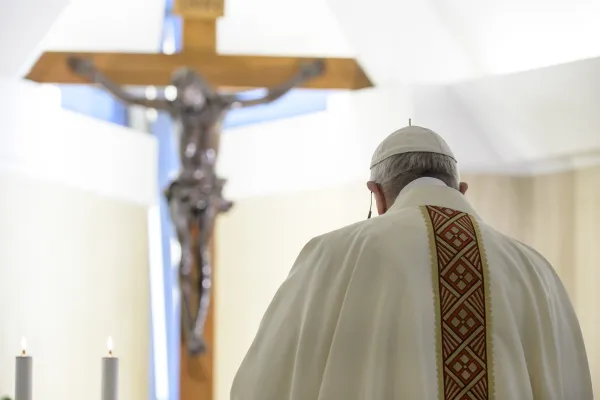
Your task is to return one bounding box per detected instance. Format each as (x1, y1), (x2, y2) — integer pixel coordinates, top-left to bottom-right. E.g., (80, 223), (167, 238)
(459, 182), (469, 195)
(366, 181), (388, 215)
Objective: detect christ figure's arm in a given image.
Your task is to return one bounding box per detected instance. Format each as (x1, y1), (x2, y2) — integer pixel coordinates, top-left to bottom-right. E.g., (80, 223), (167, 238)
(225, 59), (326, 109)
(67, 56), (170, 110)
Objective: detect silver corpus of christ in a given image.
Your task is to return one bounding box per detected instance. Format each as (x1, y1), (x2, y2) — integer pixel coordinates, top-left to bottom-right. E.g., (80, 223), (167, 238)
(67, 56), (326, 355)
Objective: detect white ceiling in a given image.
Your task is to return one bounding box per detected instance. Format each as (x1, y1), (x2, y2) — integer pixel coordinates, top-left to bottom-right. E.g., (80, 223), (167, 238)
(39, 0), (355, 57)
(453, 57), (600, 163)
(218, 0), (355, 57)
(0, 0), (70, 77)
(41, 0), (165, 52)
(327, 0), (600, 84)
(429, 0), (600, 76)
(4, 0), (600, 170)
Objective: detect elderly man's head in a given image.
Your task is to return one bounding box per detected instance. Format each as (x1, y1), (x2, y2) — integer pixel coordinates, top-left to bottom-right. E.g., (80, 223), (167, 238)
(366, 126), (468, 215)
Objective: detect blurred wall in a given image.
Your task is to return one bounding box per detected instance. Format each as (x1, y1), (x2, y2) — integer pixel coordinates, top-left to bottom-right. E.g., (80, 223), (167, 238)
(0, 172), (151, 399)
(0, 78), (157, 399)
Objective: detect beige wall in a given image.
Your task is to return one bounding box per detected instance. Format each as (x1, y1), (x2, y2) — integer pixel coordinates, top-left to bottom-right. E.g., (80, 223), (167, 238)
(573, 167), (600, 386)
(215, 166), (600, 399)
(0, 171), (151, 399)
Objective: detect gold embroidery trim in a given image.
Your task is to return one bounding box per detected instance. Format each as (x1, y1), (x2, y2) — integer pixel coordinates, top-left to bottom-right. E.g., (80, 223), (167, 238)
(421, 206), (444, 400)
(421, 206), (495, 400)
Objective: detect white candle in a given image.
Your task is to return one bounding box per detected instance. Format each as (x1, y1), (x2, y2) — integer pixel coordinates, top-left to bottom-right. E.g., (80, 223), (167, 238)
(101, 337), (119, 400)
(15, 337), (32, 400)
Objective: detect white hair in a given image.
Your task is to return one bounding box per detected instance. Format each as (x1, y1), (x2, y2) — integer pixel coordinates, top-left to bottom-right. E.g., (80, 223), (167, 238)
(370, 152), (459, 201)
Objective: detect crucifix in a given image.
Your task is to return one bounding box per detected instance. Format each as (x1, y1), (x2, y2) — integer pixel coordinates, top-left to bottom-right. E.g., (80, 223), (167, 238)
(26, 0), (371, 376)
(65, 55), (326, 356)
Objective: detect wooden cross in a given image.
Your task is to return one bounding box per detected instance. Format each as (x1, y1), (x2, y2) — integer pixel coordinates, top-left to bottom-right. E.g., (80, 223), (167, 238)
(26, 0), (372, 90)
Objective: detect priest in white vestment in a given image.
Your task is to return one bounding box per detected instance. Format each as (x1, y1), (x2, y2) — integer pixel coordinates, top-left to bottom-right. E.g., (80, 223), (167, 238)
(231, 125), (593, 400)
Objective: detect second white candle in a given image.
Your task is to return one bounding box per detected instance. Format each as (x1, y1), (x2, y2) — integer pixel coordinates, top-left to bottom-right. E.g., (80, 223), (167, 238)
(101, 337), (119, 400)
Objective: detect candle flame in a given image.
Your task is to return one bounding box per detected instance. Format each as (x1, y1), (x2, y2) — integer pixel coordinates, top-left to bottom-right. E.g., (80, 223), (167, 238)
(21, 337), (27, 355)
(107, 336), (113, 356)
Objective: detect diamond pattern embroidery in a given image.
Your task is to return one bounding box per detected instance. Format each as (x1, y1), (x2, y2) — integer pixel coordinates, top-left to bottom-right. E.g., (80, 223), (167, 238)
(425, 206), (492, 400)
(444, 260), (477, 295)
(451, 349), (484, 384)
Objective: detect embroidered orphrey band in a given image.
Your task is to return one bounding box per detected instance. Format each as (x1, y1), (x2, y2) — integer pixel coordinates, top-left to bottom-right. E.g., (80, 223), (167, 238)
(422, 206), (494, 400)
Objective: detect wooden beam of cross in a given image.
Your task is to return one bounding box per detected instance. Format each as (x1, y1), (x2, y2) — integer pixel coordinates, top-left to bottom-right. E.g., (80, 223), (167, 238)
(26, 1), (373, 90)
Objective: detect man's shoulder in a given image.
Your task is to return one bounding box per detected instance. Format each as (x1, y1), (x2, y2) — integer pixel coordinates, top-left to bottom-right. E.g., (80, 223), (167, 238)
(478, 221), (550, 264)
(510, 237), (559, 278)
(290, 208), (425, 281)
(477, 221), (561, 283)
(309, 206), (425, 250)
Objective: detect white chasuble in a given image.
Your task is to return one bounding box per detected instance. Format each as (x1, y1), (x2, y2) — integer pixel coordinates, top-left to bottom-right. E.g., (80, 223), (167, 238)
(231, 184), (593, 400)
